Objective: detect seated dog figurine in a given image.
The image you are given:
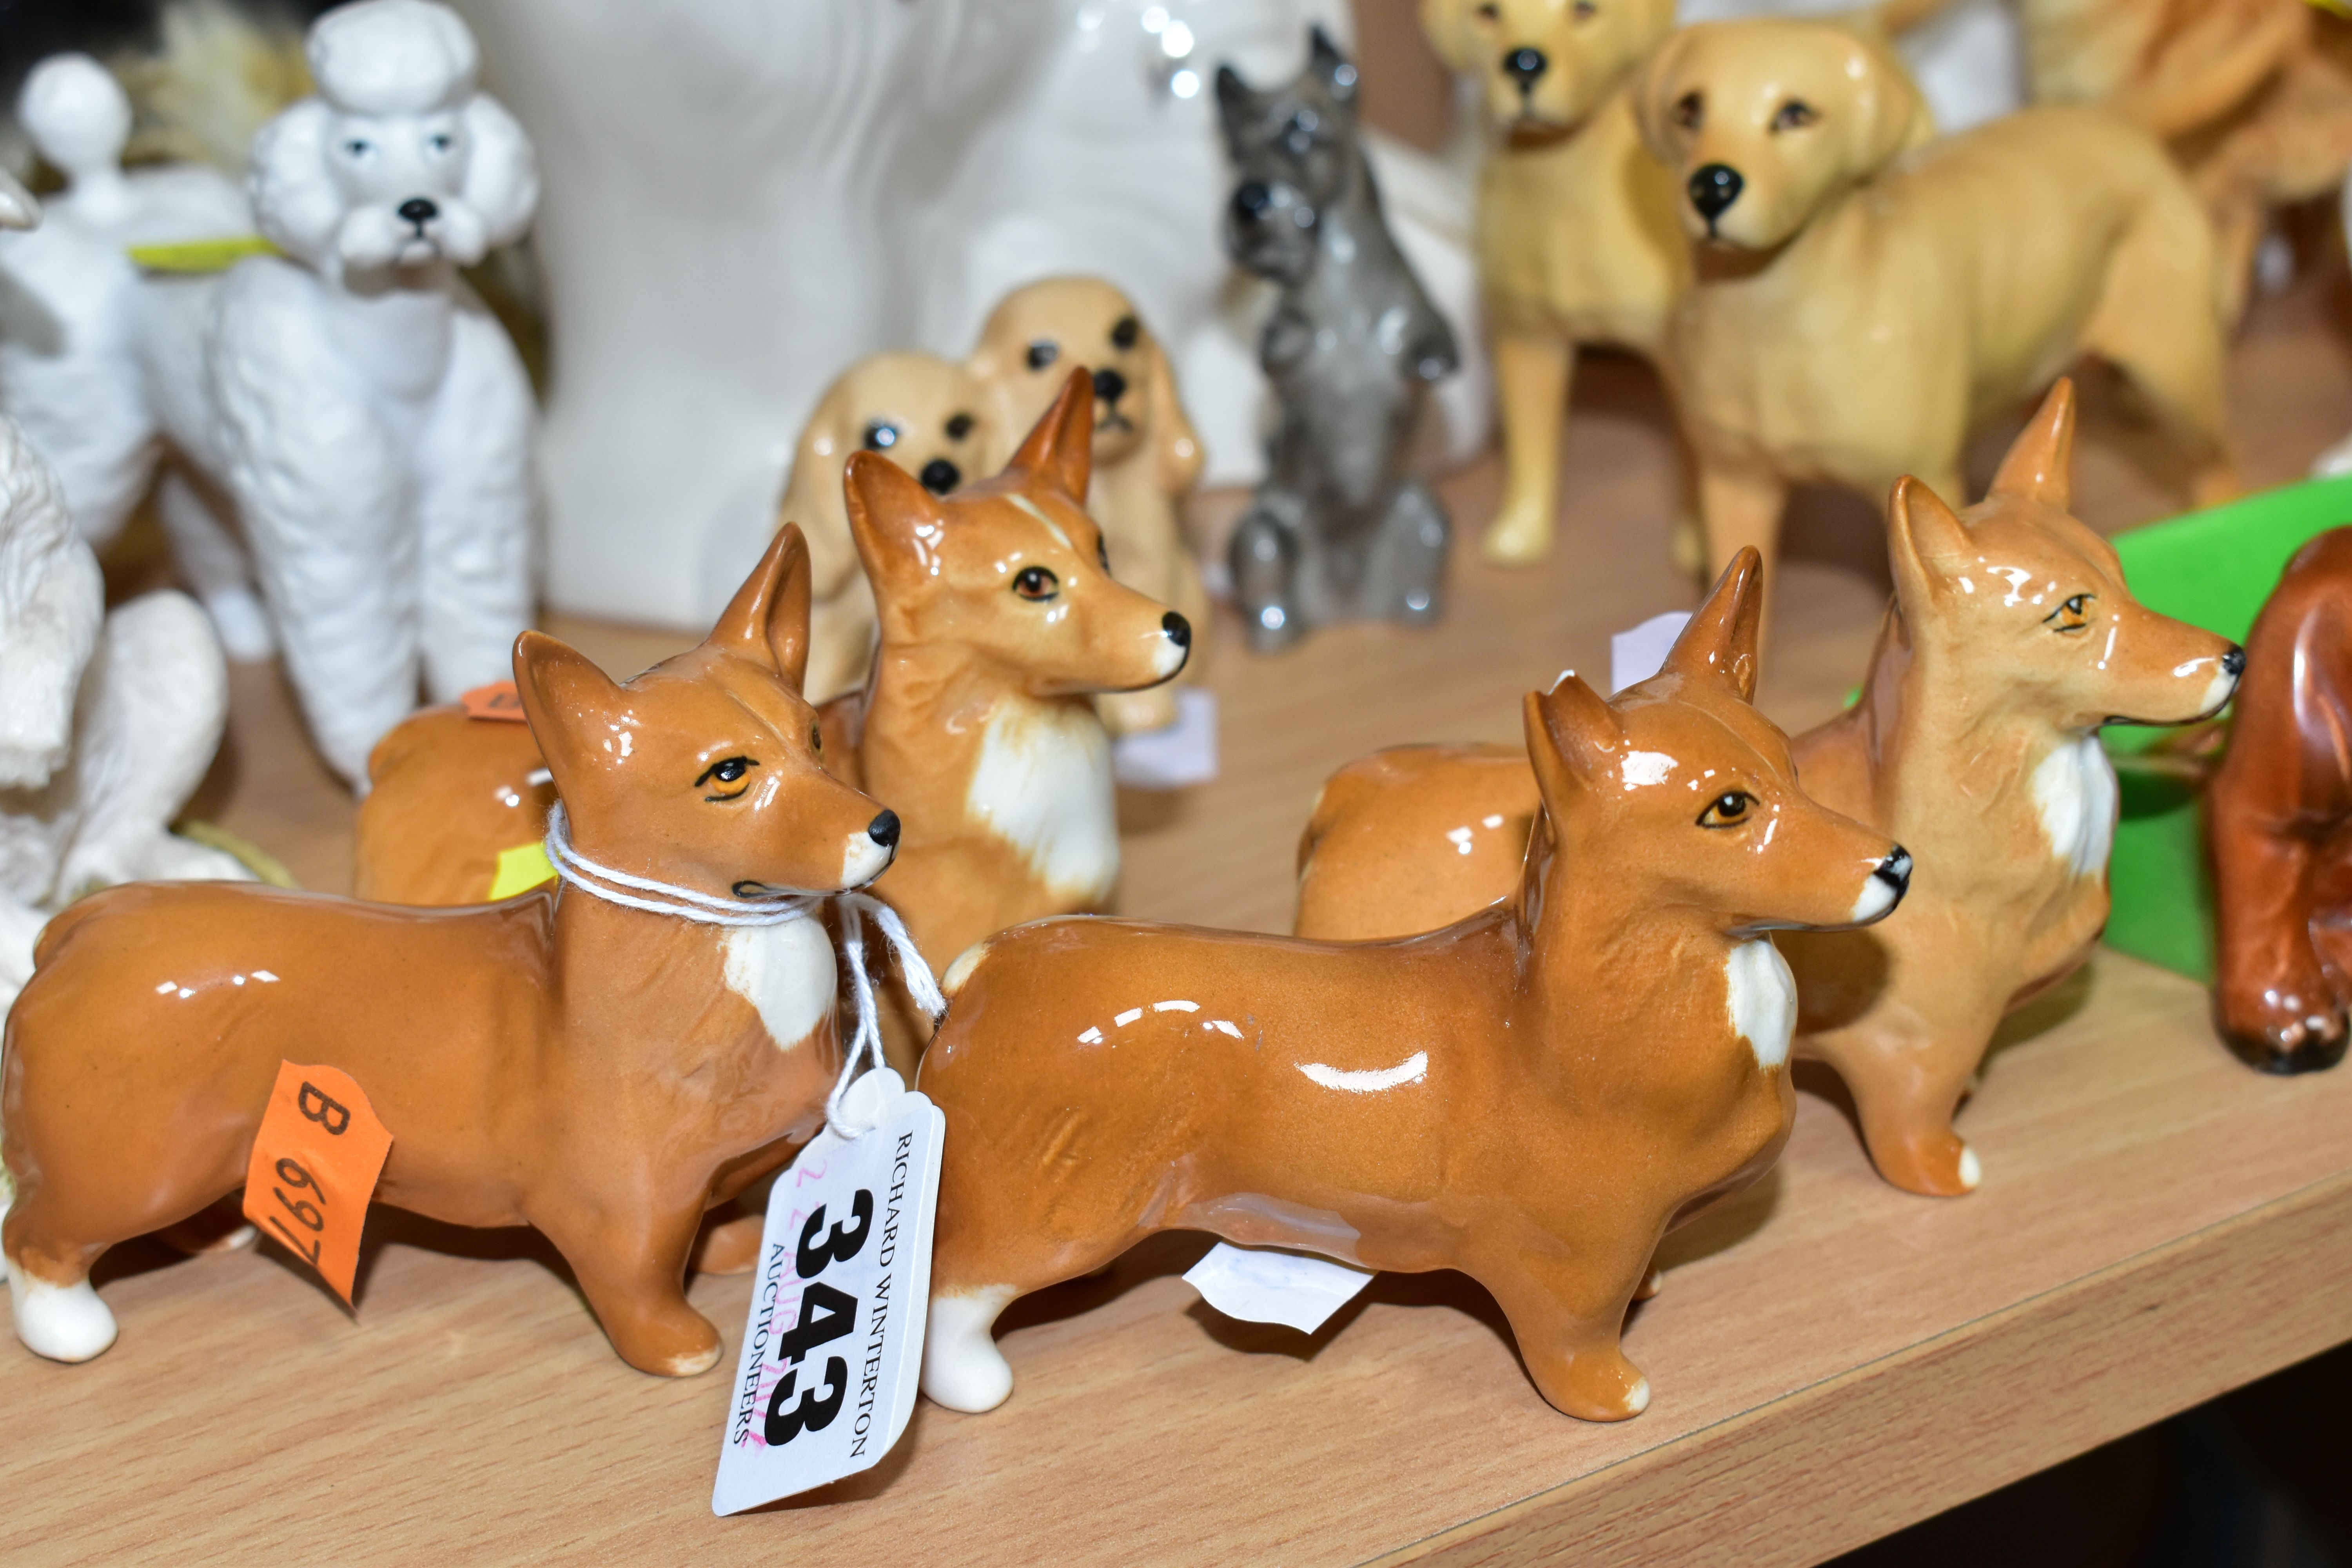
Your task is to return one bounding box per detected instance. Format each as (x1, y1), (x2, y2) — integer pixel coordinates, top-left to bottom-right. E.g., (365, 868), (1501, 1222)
(2, 524), (907, 1374)
(6, 0), (541, 785)
(702, 351), (1000, 706)
(1291, 385), (2242, 1196)
(918, 550), (1913, 1421)
(1633, 18), (2236, 618)
(2209, 527), (2352, 1073)
(1217, 28), (1460, 651)
(968, 278), (1206, 737)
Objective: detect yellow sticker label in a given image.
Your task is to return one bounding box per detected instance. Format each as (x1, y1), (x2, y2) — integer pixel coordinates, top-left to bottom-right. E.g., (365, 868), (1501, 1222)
(2310, 0), (2351, 16)
(126, 235), (279, 273)
(489, 840), (557, 901)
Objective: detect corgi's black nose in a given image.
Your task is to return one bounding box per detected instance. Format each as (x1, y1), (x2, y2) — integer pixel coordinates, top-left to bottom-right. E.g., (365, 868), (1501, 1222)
(1093, 367), (1127, 406)
(1162, 612), (1191, 648)
(398, 196), (438, 226)
(918, 457), (960, 494)
(1688, 164), (1743, 223)
(867, 810), (900, 849)
(1234, 181), (1272, 217)
(1504, 47), (1547, 89)
(1876, 846), (1913, 899)
(2222, 645), (2246, 677)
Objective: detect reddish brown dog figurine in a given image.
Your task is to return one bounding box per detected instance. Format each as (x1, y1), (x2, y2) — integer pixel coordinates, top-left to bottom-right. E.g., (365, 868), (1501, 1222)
(2210, 526), (2352, 1073)
(1291, 384), (2243, 1196)
(918, 550), (1913, 1421)
(2, 526), (905, 1374)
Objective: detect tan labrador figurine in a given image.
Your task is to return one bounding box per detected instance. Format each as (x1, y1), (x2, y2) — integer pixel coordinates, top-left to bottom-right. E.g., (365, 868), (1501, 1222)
(967, 278), (1205, 736)
(1633, 18), (2238, 615)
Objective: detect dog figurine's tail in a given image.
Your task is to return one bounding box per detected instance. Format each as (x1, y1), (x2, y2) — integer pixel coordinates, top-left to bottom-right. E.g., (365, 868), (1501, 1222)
(17, 55), (134, 214)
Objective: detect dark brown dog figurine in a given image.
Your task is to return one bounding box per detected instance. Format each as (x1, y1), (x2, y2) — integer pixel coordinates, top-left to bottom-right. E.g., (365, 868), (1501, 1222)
(2210, 526), (2352, 1073)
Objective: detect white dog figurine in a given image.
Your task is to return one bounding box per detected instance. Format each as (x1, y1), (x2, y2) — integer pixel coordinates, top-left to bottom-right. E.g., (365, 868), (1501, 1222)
(7, 0), (539, 786)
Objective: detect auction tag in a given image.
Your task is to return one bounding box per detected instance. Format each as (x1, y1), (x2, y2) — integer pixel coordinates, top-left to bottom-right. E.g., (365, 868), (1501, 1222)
(1184, 1242), (1374, 1334)
(1610, 611), (1691, 695)
(240, 1062), (394, 1306)
(711, 1069), (945, 1515)
(459, 681), (529, 722)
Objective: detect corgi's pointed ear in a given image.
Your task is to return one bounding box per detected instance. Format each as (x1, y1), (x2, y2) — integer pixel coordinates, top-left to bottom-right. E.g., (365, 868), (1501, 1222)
(706, 522), (813, 690)
(1662, 546), (1763, 701)
(1887, 475), (1973, 595)
(1006, 367), (1094, 503)
(1524, 673), (1621, 806)
(844, 448), (946, 588)
(514, 630), (622, 778)
(1989, 379), (2076, 512)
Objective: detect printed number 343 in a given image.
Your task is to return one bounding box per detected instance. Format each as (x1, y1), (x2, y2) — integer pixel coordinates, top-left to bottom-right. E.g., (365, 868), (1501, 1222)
(763, 1191), (874, 1446)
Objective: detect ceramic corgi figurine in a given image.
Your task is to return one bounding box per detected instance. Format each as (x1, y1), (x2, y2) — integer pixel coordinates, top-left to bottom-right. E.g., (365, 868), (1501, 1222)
(918, 549), (1914, 1423)
(1632, 18), (2237, 615)
(1290, 383), (2243, 1196)
(2, 525), (907, 1375)
(2208, 526), (2352, 1074)
(967, 278), (1205, 737)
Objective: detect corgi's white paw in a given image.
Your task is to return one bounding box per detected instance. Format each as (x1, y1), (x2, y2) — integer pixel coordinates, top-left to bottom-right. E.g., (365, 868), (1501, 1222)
(9, 1268), (117, 1361)
(923, 1287), (1016, 1412)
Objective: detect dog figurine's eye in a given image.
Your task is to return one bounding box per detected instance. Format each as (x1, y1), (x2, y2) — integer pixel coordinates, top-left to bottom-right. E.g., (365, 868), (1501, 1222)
(344, 138), (374, 158)
(427, 134), (454, 154)
(1573, 0), (1597, 16)
(1096, 534), (1111, 572)
(696, 755), (759, 798)
(1111, 315), (1140, 351)
(862, 421), (898, 451)
(2044, 593), (2093, 632)
(809, 724), (822, 754)
(1026, 340), (1059, 371)
(1672, 92), (1703, 130)
(1698, 791), (1755, 828)
(1770, 99), (1818, 132)
(1013, 566), (1060, 601)
(945, 412), (975, 441)
(1476, 2), (1499, 16)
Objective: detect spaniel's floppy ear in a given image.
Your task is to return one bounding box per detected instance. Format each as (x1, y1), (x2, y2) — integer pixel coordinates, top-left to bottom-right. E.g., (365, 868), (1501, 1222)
(1418, 0), (1479, 74)
(247, 98), (343, 269)
(778, 380), (862, 599)
(460, 93), (539, 250)
(1844, 31), (1935, 177)
(1146, 334), (1203, 495)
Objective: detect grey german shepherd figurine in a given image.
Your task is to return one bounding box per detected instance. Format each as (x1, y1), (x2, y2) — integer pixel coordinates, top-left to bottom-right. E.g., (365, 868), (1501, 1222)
(1216, 28), (1458, 652)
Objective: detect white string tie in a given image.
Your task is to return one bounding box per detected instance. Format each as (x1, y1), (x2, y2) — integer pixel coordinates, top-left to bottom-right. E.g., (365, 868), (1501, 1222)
(543, 802), (945, 1139)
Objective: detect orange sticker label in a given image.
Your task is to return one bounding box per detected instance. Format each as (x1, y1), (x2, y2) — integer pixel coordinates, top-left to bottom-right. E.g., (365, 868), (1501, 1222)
(460, 681), (528, 722)
(241, 1063), (394, 1307)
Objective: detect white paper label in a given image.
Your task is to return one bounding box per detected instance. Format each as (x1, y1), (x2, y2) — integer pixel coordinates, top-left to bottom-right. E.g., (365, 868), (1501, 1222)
(1112, 688), (1220, 789)
(1610, 611), (1691, 695)
(1183, 1241), (1374, 1335)
(711, 1070), (944, 1515)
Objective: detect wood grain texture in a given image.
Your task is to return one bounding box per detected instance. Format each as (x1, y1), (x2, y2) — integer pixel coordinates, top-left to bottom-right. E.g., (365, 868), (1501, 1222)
(8, 243), (2352, 1568)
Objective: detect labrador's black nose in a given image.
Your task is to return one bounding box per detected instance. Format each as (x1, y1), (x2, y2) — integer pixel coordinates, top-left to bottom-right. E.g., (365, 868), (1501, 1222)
(1688, 164), (1743, 223)
(918, 458), (961, 494)
(397, 196), (439, 226)
(1093, 367), (1128, 406)
(1504, 47), (1547, 89)
(2222, 645), (2247, 677)
(1162, 612), (1191, 648)
(1233, 181), (1272, 217)
(867, 810), (900, 849)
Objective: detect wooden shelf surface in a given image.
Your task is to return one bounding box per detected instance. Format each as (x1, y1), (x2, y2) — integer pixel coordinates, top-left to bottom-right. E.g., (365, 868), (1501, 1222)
(7, 274), (2352, 1568)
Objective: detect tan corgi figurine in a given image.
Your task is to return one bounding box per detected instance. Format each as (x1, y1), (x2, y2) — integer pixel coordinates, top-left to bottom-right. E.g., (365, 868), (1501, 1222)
(967, 278), (1206, 737)
(917, 549), (1911, 1422)
(2, 526), (911, 1375)
(1291, 384), (2244, 1196)
(1632, 18), (2238, 613)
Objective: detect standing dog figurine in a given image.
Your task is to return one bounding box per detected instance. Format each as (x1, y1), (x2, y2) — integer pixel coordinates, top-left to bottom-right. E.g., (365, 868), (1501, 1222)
(2208, 527), (2352, 1074)
(1633, 18), (2236, 614)
(7, 0), (541, 785)
(918, 550), (1913, 1421)
(2, 525), (912, 1374)
(968, 278), (1206, 737)
(1217, 28), (1460, 652)
(1289, 385), (2243, 1196)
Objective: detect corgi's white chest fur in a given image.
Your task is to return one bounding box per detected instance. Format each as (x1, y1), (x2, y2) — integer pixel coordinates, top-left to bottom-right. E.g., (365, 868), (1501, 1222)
(2030, 733), (2118, 879)
(722, 918), (836, 1052)
(1725, 939), (1796, 1071)
(966, 701), (1119, 902)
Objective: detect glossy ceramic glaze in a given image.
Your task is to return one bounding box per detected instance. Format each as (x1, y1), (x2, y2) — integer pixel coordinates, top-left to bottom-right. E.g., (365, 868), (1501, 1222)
(2209, 526), (2352, 1074)
(1290, 385), (2243, 1196)
(968, 278), (1206, 737)
(1632, 18), (2238, 617)
(916, 548), (1913, 1422)
(1, 524), (902, 1376)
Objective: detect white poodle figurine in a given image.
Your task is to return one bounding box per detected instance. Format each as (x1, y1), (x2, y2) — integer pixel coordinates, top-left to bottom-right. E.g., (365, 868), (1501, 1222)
(7, 0), (540, 786)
